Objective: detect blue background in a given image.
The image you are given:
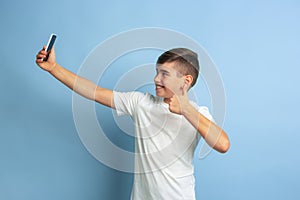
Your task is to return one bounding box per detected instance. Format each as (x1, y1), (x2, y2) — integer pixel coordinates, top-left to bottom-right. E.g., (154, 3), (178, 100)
(1, 0), (300, 199)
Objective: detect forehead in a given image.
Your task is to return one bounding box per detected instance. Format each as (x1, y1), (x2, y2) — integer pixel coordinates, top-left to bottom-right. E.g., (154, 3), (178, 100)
(156, 62), (179, 73)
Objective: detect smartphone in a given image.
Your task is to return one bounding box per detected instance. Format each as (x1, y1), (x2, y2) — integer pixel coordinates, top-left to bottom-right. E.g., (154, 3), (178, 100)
(44, 33), (57, 61)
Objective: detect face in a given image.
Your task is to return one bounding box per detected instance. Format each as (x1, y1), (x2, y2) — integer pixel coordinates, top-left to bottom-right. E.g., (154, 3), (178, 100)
(154, 62), (186, 99)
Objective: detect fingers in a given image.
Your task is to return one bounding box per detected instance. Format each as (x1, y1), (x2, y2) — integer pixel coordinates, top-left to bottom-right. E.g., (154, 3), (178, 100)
(36, 49), (47, 62)
(35, 46), (49, 62)
(35, 45), (57, 72)
(181, 83), (188, 96)
(168, 95), (182, 115)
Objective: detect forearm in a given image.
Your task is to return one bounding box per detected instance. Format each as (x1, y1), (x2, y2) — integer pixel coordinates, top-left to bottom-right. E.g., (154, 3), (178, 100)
(49, 63), (99, 101)
(183, 105), (230, 153)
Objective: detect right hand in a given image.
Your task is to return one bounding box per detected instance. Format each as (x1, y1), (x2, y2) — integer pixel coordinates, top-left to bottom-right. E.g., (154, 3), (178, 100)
(35, 46), (57, 72)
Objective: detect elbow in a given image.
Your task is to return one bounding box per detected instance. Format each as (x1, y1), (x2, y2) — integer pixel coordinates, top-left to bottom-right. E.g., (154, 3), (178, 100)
(218, 138), (230, 154)
(205, 127), (231, 154)
(219, 141), (230, 153)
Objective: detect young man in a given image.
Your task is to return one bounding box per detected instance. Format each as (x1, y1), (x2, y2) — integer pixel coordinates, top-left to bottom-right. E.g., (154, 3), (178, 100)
(36, 46), (230, 200)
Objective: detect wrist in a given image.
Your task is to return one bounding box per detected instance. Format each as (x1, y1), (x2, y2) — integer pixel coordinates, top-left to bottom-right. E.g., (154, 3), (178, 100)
(182, 102), (193, 116)
(48, 62), (58, 74)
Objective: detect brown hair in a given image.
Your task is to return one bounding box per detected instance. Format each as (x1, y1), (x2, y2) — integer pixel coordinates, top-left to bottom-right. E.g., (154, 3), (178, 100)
(156, 48), (200, 87)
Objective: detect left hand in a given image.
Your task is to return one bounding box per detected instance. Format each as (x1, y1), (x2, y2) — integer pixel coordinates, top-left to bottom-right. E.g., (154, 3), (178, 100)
(166, 83), (190, 115)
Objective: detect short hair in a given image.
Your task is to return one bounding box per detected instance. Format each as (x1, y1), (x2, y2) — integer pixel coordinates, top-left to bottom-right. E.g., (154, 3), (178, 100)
(156, 48), (200, 87)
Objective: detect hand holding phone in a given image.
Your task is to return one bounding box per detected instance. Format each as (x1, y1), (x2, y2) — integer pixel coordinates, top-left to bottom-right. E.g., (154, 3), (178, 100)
(43, 33), (57, 61)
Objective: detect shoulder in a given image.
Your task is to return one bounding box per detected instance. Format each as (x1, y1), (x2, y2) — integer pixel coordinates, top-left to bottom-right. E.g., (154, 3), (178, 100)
(113, 91), (161, 116)
(114, 91), (158, 104)
(113, 90), (151, 98)
(189, 101), (214, 121)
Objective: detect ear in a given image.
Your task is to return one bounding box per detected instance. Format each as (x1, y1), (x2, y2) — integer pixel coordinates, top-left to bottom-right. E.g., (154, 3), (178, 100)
(184, 75), (193, 87)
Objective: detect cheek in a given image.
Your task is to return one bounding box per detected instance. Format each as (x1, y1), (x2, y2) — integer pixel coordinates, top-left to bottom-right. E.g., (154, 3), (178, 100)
(164, 79), (181, 93)
(161, 79), (172, 88)
(173, 79), (186, 92)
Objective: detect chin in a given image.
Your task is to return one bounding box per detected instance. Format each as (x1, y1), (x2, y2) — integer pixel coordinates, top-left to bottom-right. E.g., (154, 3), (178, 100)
(155, 91), (165, 97)
(155, 88), (173, 98)
(155, 92), (163, 97)
(155, 92), (172, 99)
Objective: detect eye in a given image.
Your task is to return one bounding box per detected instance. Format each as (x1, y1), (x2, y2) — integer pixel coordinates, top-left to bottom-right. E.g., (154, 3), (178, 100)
(156, 68), (169, 77)
(162, 72), (169, 77)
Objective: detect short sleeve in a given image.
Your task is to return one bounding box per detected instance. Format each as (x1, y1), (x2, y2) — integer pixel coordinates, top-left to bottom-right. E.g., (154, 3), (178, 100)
(189, 101), (214, 122)
(198, 106), (215, 122)
(197, 106), (214, 142)
(113, 91), (147, 116)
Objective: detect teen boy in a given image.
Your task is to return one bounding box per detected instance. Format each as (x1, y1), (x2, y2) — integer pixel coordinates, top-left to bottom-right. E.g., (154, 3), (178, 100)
(36, 46), (230, 200)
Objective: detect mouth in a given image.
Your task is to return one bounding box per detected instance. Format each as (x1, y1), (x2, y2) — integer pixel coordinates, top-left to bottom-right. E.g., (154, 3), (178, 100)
(155, 84), (165, 90)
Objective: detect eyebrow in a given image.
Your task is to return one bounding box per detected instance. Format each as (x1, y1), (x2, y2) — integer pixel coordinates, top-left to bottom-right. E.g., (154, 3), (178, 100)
(156, 68), (171, 74)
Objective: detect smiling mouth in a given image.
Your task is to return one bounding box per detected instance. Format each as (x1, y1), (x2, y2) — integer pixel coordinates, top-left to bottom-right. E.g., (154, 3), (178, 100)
(155, 84), (165, 89)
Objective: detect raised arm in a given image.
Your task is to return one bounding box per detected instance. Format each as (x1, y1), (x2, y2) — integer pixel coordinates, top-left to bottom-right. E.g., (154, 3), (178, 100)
(166, 85), (230, 153)
(36, 46), (114, 108)
(182, 104), (230, 153)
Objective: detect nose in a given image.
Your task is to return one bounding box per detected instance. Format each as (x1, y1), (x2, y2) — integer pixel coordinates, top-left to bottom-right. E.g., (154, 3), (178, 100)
(154, 73), (159, 83)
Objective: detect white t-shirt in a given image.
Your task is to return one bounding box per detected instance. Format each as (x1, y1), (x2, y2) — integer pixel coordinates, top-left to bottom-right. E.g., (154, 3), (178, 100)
(114, 91), (213, 200)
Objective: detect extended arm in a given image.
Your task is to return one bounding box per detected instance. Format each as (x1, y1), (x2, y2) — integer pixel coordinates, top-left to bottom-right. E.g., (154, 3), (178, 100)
(36, 46), (114, 108)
